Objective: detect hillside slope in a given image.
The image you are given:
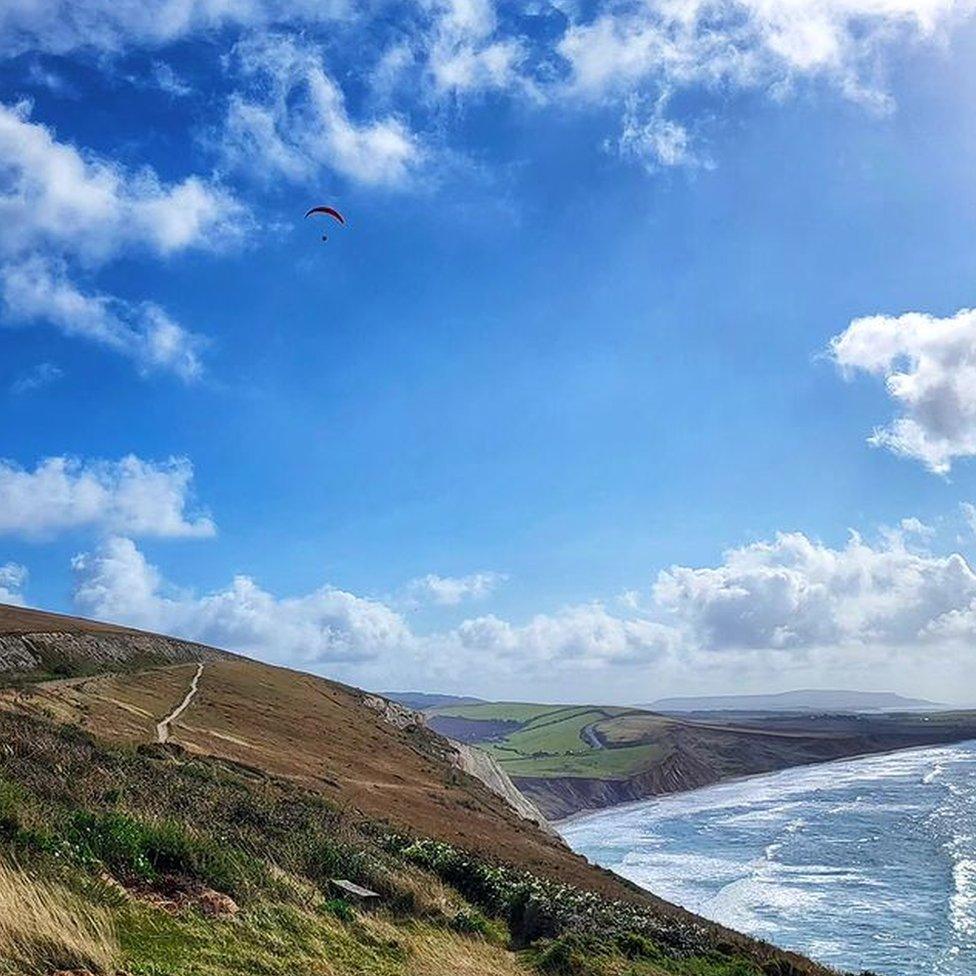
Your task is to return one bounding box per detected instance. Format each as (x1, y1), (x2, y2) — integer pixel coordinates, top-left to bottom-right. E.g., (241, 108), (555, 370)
(427, 700), (976, 819)
(0, 603), (840, 976)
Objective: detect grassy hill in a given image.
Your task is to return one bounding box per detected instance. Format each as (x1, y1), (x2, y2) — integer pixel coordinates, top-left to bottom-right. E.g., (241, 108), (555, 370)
(426, 700), (976, 820)
(0, 603), (837, 976)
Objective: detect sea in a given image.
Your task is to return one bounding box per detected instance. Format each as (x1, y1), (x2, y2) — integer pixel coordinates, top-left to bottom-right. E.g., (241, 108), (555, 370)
(559, 741), (976, 975)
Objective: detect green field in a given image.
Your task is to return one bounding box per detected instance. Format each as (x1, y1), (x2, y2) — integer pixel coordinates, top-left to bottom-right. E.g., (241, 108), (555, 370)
(428, 702), (668, 780)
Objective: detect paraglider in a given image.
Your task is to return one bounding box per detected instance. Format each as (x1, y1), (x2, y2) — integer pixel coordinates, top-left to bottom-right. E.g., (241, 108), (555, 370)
(305, 205), (346, 242)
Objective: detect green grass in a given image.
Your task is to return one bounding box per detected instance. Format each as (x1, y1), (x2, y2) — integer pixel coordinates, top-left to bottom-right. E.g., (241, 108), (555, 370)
(496, 709), (606, 754)
(432, 703), (661, 780)
(118, 900), (410, 976)
(488, 745), (668, 780)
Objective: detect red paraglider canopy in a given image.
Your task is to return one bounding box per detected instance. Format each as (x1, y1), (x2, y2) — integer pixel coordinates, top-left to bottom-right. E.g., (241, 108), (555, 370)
(305, 206), (346, 224)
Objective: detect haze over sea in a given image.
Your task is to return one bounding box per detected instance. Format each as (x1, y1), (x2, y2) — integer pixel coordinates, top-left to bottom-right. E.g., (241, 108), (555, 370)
(561, 742), (976, 975)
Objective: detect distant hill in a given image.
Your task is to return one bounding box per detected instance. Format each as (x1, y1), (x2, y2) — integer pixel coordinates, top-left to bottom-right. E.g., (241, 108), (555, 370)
(383, 690), (485, 710)
(644, 688), (948, 713)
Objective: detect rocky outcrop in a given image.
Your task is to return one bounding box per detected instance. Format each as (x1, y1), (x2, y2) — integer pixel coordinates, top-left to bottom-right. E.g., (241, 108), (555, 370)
(361, 693), (426, 730)
(0, 631), (227, 680)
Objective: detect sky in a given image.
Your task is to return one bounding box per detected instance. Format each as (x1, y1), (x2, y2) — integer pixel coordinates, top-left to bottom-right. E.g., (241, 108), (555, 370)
(3, 0), (976, 705)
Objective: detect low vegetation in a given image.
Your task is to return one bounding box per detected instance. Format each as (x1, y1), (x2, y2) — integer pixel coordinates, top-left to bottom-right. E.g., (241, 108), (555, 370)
(0, 708), (816, 976)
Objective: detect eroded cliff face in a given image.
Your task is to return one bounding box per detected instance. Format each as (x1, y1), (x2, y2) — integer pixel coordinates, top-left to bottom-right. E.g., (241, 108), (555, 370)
(0, 631), (227, 680)
(452, 741), (556, 835)
(514, 748), (719, 821)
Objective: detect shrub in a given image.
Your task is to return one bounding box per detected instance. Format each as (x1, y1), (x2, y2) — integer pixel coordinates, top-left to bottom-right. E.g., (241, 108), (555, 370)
(449, 907), (493, 937)
(321, 897), (355, 922)
(48, 810), (265, 898)
(0, 780), (23, 837)
(532, 937), (579, 975)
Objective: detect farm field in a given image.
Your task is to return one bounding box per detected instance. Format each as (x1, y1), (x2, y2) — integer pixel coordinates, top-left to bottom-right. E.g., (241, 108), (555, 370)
(428, 704), (671, 779)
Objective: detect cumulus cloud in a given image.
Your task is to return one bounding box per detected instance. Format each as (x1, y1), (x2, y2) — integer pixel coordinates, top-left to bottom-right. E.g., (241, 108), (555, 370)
(222, 34), (422, 188)
(407, 571), (506, 605)
(453, 604), (680, 667)
(61, 519), (976, 696)
(830, 306), (976, 474)
(69, 536), (679, 679)
(2, 258), (205, 380)
(0, 100), (245, 376)
(653, 528), (976, 650)
(0, 455), (214, 540)
(73, 537), (412, 664)
(0, 100), (244, 262)
(0, 563), (27, 605)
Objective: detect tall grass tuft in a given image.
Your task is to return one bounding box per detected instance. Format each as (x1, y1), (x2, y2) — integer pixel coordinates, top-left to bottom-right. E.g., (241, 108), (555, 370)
(0, 859), (118, 973)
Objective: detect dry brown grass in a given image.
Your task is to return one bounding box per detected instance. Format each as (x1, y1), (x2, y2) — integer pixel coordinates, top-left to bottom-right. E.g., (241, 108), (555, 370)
(5, 658), (635, 902)
(0, 861), (118, 974)
(363, 916), (531, 976)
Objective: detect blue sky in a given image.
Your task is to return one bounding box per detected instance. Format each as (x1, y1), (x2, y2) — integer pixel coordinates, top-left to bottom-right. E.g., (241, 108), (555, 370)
(3, 0), (976, 704)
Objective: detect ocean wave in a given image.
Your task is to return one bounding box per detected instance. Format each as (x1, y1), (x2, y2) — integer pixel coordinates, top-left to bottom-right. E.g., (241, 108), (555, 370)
(563, 740), (976, 976)
(950, 856), (976, 939)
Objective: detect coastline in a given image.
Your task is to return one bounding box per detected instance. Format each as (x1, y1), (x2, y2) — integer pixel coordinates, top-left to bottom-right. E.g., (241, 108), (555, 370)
(550, 736), (976, 829)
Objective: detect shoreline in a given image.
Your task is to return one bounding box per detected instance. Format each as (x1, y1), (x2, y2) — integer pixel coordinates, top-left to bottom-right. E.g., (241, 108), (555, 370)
(551, 735), (976, 829)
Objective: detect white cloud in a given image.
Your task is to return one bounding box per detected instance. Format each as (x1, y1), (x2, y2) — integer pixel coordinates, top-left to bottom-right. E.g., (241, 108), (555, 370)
(613, 93), (708, 171)
(557, 0), (972, 103)
(0, 455), (214, 540)
(421, 0), (529, 97)
(73, 536), (411, 664)
(0, 563), (27, 605)
(407, 571), (506, 605)
(0, 0), (349, 57)
(0, 100), (246, 376)
(556, 0), (975, 167)
(61, 519), (976, 699)
(69, 536), (678, 678)
(653, 528), (976, 650)
(2, 258), (205, 380)
(222, 34), (422, 188)
(0, 100), (244, 263)
(151, 61), (193, 97)
(3, 0), (973, 189)
(830, 306), (976, 474)
(452, 604), (680, 667)
(962, 502), (976, 538)
(10, 361), (63, 395)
